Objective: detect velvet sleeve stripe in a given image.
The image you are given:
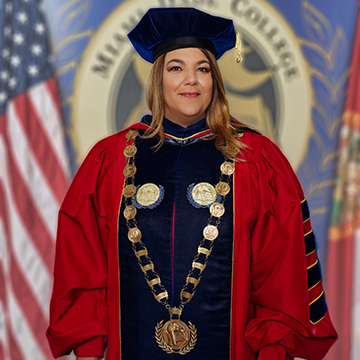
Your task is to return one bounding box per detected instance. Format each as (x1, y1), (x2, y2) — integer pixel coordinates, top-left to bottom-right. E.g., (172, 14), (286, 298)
(307, 258), (322, 289)
(301, 199), (310, 222)
(301, 198), (328, 324)
(309, 291), (328, 324)
(305, 231), (316, 255)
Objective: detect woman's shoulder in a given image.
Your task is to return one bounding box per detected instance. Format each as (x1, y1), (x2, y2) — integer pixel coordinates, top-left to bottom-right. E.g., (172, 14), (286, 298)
(238, 130), (302, 191)
(238, 130), (283, 162)
(84, 121), (149, 163)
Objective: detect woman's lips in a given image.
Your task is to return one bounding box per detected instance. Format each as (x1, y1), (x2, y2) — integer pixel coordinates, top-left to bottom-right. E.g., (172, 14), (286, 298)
(179, 92), (200, 98)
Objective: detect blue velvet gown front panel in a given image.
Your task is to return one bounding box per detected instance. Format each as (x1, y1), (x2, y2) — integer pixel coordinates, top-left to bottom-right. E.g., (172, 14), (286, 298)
(118, 118), (234, 359)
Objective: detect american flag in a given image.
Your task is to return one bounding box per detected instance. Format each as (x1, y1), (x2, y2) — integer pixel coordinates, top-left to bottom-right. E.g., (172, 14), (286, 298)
(0, 0), (69, 359)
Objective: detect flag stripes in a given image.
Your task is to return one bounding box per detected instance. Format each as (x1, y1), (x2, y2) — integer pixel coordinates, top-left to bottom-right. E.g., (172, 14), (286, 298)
(0, 1), (69, 358)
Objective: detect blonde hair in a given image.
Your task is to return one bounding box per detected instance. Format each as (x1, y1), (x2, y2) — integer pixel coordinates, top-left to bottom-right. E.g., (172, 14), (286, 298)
(144, 49), (251, 160)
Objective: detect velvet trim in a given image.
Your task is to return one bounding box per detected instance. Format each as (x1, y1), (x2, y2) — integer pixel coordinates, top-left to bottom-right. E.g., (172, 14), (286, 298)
(310, 292), (328, 324)
(118, 132), (234, 359)
(301, 199), (310, 221)
(305, 231), (316, 255)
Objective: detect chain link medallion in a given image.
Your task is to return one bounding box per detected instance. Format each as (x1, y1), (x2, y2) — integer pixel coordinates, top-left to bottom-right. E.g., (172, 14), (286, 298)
(124, 144), (137, 158)
(209, 202), (225, 217)
(220, 161), (235, 176)
(123, 164), (137, 177)
(123, 184), (137, 198)
(203, 225), (219, 241)
(122, 130), (236, 356)
(128, 228), (142, 243)
(124, 205), (137, 220)
(155, 320), (197, 355)
(215, 181), (230, 196)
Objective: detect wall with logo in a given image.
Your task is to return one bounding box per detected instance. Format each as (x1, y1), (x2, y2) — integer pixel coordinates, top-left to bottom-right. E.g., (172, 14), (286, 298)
(43, 0), (358, 265)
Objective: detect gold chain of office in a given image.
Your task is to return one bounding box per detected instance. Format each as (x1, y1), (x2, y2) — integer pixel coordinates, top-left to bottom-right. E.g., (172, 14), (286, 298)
(121, 129), (236, 354)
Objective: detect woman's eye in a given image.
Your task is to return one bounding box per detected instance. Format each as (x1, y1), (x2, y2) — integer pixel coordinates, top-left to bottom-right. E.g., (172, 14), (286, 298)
(198, 67), (210, 73)
(169, 66), (181, 71)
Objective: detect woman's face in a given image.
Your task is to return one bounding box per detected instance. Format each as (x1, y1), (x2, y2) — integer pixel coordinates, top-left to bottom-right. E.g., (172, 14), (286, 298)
(162, 47), (213, 127)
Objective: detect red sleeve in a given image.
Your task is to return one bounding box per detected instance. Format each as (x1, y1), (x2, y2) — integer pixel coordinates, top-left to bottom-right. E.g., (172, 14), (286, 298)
(244, 135), (337, 360)
(46, 138), (114, 358)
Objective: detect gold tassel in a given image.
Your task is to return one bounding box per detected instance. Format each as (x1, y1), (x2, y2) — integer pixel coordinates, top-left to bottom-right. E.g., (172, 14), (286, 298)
(235, 28), (243, 63)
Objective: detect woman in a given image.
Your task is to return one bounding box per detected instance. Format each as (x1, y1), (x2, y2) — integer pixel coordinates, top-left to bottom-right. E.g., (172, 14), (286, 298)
(47, 7), (337, 360)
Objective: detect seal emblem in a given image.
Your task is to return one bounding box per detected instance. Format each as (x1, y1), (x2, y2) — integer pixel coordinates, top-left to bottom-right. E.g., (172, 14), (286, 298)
(134, 183), (164, 209)
(187, 182), (220, 208)
(155, 319), (197, 355)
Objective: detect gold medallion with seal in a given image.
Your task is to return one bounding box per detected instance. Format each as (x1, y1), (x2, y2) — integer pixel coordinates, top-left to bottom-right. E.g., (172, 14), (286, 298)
(220, 161), (235, 176)
(191, 182), (217, 207)
(210, 202), (225, 218)
(155, 319), (197, 354)
(128, 228), (142, 243)
(215, 182), (230, 196)
(123, 164), (137, 178)
(124, 205), (137, 220)
(203, 225), (219, 241)
(123, 184), (137, 198)
(161, 319), (190, 350)
(136, 183), (161, 207)
(124, 144), (137, 158)
(126, 129), (139, 140)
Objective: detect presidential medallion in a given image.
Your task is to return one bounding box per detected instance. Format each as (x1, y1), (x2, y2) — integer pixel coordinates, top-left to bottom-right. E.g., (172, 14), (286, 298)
(134, 184), (165, 209)
(155, 319), (197, 354)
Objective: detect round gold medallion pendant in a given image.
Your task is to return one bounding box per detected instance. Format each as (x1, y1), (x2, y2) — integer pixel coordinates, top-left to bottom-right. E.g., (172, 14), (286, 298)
(124, 205), (137, 220)
(203, 225), (219, 241)
(124, 144), (137, 158)
(123, 184), (137, 198)
(123, 164), (137, 178)
(220, 161), (235, 176)
(128, 228), (142, 243)
(155, 319), (197, 354)
(215, 181), (230, 196)
(210, 202), (225, 218)
(126, 129), (139, 139)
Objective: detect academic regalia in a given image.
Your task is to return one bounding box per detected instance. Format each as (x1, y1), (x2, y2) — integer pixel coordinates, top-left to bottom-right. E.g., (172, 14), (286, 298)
(46, 116), (337, 359)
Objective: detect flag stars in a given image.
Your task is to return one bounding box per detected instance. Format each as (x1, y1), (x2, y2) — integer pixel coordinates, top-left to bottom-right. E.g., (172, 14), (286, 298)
(4, 26), (12, 37)
(28, 65), (39, 77)
(8, 77), (17, 89)
(5, 2), (13, 13)
(2, 48), (10, 59)
(31, 44), (42, 56)
(35, 23), (45, 35)
(10, 55), (21, 67)
(0, 92), (7, 104)
(0, 71), (9, 81)
(13, 33), (25, 45)
(17, 12), (29, 24)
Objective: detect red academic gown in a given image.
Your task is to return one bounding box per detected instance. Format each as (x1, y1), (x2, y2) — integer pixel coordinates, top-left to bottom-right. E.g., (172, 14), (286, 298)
(46, 120), (337, 359)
